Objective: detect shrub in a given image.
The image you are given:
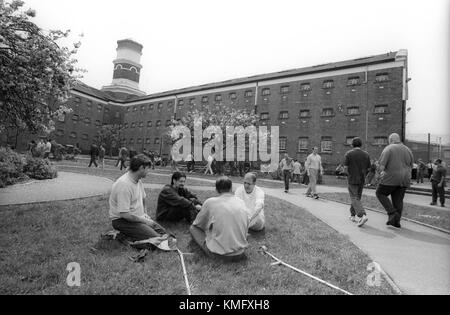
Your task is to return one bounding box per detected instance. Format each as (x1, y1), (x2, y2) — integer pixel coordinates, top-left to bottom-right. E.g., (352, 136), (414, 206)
(0, 147), (27, 187)
(23, 155), (57, 180)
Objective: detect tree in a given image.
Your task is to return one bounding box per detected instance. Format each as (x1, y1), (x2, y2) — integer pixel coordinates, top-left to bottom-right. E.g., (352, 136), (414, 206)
(96, 124), (122, 156)
(167, 104), (263, 175)
(0, 0), (84, 135)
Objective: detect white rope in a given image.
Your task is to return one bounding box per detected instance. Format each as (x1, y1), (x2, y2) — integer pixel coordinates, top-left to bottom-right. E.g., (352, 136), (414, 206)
(177, 249), (191, 295)
(261, 246), (353, 295)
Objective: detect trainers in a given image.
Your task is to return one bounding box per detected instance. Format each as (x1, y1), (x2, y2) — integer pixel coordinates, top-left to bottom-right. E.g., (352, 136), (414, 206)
(349, 216), (357, 222)
(357, 215), (368, 227)
(313, 194), (319, 199)
(306, 193), (312, 198)
(430, 202), (437, 206)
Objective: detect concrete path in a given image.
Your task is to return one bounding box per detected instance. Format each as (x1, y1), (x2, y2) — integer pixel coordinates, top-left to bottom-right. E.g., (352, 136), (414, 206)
(0, 172), (113, 206)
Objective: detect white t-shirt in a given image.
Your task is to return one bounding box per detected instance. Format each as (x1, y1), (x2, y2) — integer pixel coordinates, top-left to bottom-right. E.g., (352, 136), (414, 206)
(193, 193), (249, 256)
(235, 185), (265, 230)
(293, 162), (302, 174)
(109, 172), (147, 220)
(306, 153), (322, 171)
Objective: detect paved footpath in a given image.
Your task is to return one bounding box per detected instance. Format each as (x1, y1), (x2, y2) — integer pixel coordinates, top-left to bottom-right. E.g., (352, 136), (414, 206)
(1, 169), (449, 294)
(0, 172), (113, 206)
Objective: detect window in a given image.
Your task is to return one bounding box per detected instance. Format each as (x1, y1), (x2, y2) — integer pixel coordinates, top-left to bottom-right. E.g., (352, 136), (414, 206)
(374, 137), (388, 145)
(74, 97), (81, 104)
(126, 107), (131, 112)
(131, 122), (136, 128)
(375, 73), (389, 83)
(374, 105), (388, 114)
(138, 121), (144, 128)
(280, 85), (290, 94)
(262, 88), (271, 96)
(321, 137), (333, 153)
(260, 112), (269, 120)
(147, 121), (152, 127)
(72, 114), (79, 122)
(215, 94), (222, 102)
(279, 111), (289, 119)
(300, 83), (311, 91)
(137, 138), (142, 144)
(97, 104), (103, 111)
(133, 106), (138, 112)
(156, 120), (161, 128)
(154, 138), (160, 145)
(244, 90), (253, 97)
(95, 120), (102, 127)
(129, 138), (134, 144)
(140, 105), (145, 111)
(57, 112), (65, 122)
(81, 134), (89, 141)
(86, 101), (92, 109)
(346, 137), (356, 145)
(202, 96), (209, 103)
(69, 132), (77, 139)
(148, 104), (154, 110)
(104, 107), (110, 113)
(168, 101), (173, 111)
(124, 123), (129, 129)
(347, 106), (360, 115)
(279, 137), (287, 151)
(321, 108), (334, 117)
(229, 92), (237, 100)
(189, 98), (195, 105)
(166, 120), (172, 127)
(298, 138), (309, 152)
(347, 76), (360, 86)
(178, 99), (184, 107)
(158, 103), (163, 110)
(146, 138), (151, 144)
(323, 80), (334, 89)
(56, 129), (64, 137)
(299, 110), (311, 118)
(115, 111), (120, 118)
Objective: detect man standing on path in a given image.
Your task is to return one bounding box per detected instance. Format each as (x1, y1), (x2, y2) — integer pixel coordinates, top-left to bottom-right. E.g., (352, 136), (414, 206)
(343, 137), (371, 227)
(375, 133), (414, 229)
(109, 154), (168, 241)
(305, 147), (324, 199)
(430, 159), (447, 207)
(99, 144), (106, 169)
(279, 154), (294, 193)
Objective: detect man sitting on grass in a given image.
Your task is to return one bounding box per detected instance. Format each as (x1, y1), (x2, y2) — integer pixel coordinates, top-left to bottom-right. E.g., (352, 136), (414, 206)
(190, 177), (249, 262)
(156, 172), (202, 223)
(235, 172), (266, 232)
(109, 154), (167, 241)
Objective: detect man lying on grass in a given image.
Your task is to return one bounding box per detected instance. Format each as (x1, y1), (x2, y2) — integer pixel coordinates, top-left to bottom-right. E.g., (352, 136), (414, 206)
(190, 177), (249, 262)
(109, 154), (168, 241)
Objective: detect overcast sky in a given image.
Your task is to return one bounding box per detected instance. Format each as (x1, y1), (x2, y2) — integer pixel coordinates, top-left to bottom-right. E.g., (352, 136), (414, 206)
(23, 0), (450, 140)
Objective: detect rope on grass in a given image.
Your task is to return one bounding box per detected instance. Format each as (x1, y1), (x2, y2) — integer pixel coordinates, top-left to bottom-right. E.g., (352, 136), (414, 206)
(260, 246), (353, 295)
(177, 249), (191, 295)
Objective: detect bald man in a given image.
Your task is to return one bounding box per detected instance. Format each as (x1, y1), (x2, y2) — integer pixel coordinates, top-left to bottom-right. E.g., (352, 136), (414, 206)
(235, 172), (265, 231)
(376, 133), (414, 229)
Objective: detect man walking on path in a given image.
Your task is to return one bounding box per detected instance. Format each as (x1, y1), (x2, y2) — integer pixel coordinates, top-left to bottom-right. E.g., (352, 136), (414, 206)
(430, 159), (447, 207)
(417, 159), (426, 184)
(99, 144), (106, 169)
(292, 159), (302, 184)
(109, 154), (167, 241)
(88, 143), (99, 168)
(305, 147), (323, 199)
(279, 154), (294, 193)
(375, 133), (414, 229)
(343, 137), (371, 227)
(116, 147), (128, 171)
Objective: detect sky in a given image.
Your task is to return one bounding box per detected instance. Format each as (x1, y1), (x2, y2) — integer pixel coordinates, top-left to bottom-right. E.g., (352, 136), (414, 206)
(21, 0), (450, 141)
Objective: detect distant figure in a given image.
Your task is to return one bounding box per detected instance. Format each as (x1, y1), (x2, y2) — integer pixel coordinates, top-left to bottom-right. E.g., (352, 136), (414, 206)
(292, 159), (302, 184)
(116, 147), (128, 170)
(99, 144), (106, 169)
(190, 177), (248, 261)
(156, 172), (202, 223)
(279, 154), (294, 193)
(129, 148), (138, 160)
(88, 143), (99, 167)
(335, 163), (346, 179)
(205, 153), (214, 175)
(417, 159), (427, 184)
(427, 160), (433, 181)
(28, 140), (38, 157)
(235, 172), (265, 231)
(109, 154), (167, 241)
(43, 139), (52, 159)
(365, 159), (377, 187)
(375, 133), (414, 229)
(430, 159), (446, 207)
(36, 139), (45, 157)
(185, 153), (194, 173)
(343, 137), (371, 227)
(305, 147), (323, 199)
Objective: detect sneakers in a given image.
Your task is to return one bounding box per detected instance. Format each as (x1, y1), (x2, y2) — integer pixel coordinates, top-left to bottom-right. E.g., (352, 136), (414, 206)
(306, 193), (313, 198)
(349, 216), (357, 222)
(357, 215), (368, 227)
(386, 213), (401, 229)
(430, 202), (437, 206)
(313, 194), (319, 199)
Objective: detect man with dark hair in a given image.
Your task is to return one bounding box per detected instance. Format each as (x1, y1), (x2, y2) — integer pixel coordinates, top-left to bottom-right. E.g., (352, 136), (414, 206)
(190, 176), (249, 261)
(88, 142), (99, 167)
(343, 137), (371, 227)
(109, 154), (167, 241)
(156, 172), (202, 223)
(430, 159), (446, 207)
(305, 147), (323, 199)
(279, 153), (294, 193)
(376, 133), (414, 229)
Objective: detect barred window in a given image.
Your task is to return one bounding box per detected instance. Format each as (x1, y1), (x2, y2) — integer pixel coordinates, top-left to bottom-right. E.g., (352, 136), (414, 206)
(299, 110), (311, 118)
(279, 137), (287, 151)
(124, 123), (129, 129)
(374, 105), (388, 114)
(347, 106), (360, 115)
(154, 138), (160, 145)
(374, 137), (388, 145)
(147, 121), (153, 127)
(298, 138), (309, 152)
(149, 104), (154, 110)
(375, 73), (389, 83)
(178, 99), (184, 107)
(321, 108), (334, 117)
(141, 105), (145, 111)
(347, 76), (360, 86)
(279, 111), (289, 119)
(244, 90), (253, 97)
(323, 80), (334, 89)
(215, 94), (222, 102)
(146, 138), (151, 144)
(262, 88), (271, 96)
(280, 85), (290, 94)
(300, 83), (311, 91)
(321, 137), (333, 153)
(72, 114), (79, 121)
(139, 121), (144, 128)
(260, 112), (269, 120)
(202, 96), (209, 103)
(229, 92), (237, 100)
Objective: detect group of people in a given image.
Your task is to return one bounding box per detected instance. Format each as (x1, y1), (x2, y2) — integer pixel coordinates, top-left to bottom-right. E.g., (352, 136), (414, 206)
(109, 154), (266, 261)
(28, 138), (52, 158)
(115, 147), (161, 171)
(88, 143), (106, 168)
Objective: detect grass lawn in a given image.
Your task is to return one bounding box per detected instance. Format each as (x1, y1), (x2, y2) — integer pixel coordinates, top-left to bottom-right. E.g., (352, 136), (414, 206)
(0, 186), (395, 295)
(320, 192), (450, 231)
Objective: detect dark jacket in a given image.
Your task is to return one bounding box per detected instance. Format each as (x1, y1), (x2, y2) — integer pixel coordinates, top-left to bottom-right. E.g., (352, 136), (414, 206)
(90, 144), (99, 157)
(156, 185), (201, 221)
